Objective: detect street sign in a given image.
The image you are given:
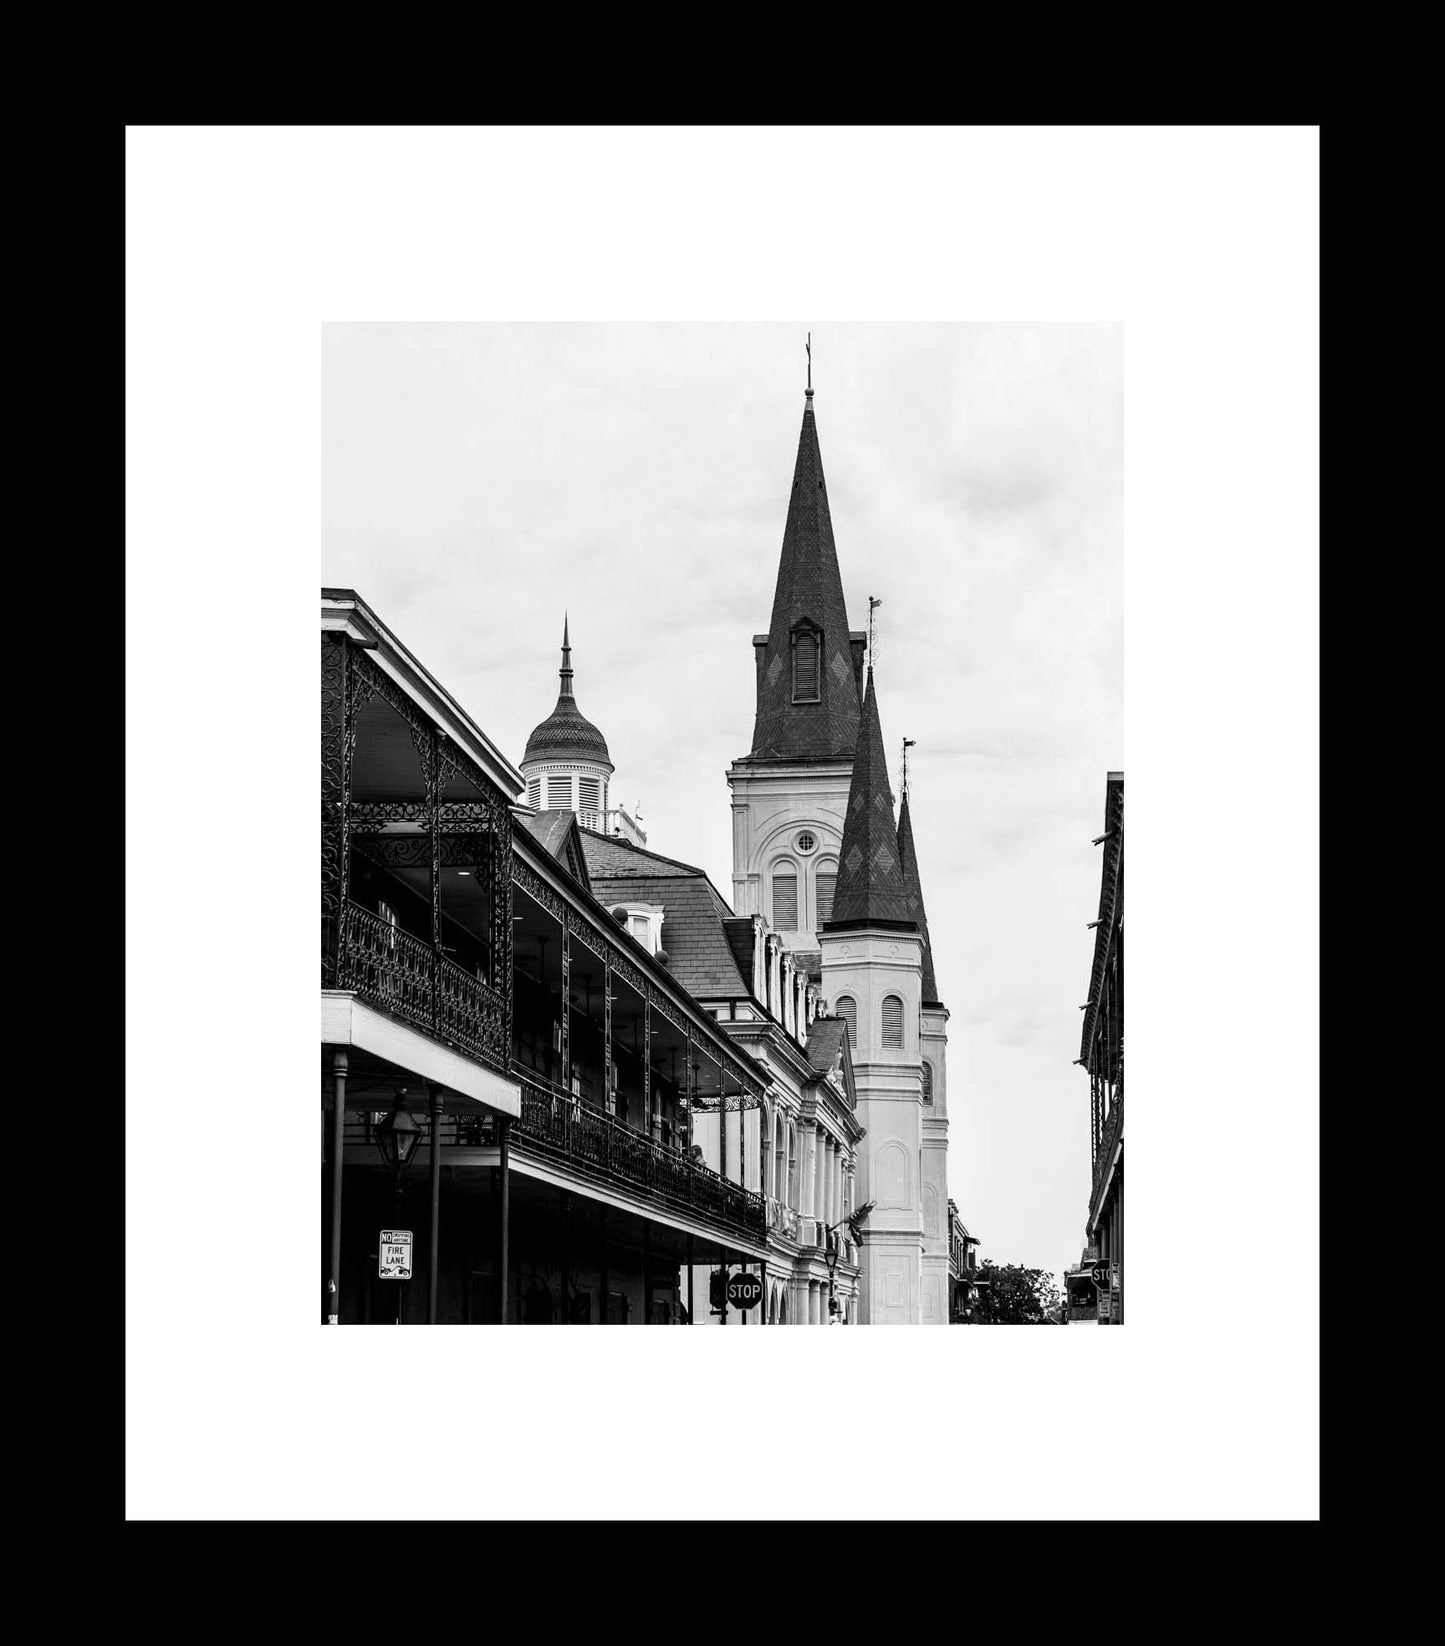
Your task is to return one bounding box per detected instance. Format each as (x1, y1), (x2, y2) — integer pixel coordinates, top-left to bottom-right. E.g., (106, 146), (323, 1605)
(1098, 1286), (1113, 1322)
(726, 1271), (764, 1311)
(379, 1229), (413, 1280)
(1090, 1261), (1109, 1288)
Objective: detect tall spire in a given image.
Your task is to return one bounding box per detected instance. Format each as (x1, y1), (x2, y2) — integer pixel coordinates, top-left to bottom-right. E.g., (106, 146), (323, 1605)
(559, 612), (574, 700)
(898, 785), (941, 1004)
(748, 385), (861, 760)
(824, 669), (915, 930)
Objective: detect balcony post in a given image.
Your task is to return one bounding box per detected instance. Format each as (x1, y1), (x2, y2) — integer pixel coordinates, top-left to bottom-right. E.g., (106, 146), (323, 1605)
(429, 729), (441, 1032)
(603, 957), (612, 1114)
(643, 996), (652, 1141)
(640, 1219), (650, 1325)
(599, 1204), (608, 1325)
(321, 633), (354, 988)
(686, 1234), (694, 1325)
(499, 1115), (511, 1325)
(326, 1049), (348, 1323)
(560, 920), (572, 1093)
(427, 1083), (443, 1324)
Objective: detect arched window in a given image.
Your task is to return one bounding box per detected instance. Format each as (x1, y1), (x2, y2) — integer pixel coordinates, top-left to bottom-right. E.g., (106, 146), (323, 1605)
(792, 629), (820, 702)
(882, 994), (904, 1049)
(815, 860), (837, 927)
(922, 1061), (934, 1104)
(787, 1123), (798, 1207)
(527, 777), (542, 809)
(836, 995), (857, 1045)
(772, 867), (798, 929)
(774, 1112), (785, 1200)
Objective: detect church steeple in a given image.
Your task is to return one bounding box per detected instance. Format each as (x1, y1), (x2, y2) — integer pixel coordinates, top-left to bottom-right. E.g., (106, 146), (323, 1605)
(825, 668), (914, 929)
(748, 388), (862, 761)
(898, 786), (941, 1004)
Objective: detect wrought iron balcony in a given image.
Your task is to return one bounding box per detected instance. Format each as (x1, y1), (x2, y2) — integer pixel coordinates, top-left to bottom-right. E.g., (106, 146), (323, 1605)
(516, 1077), (765, 1245)
(335, 899), (508, 1074)
(1091, 1091), (1123, 1207)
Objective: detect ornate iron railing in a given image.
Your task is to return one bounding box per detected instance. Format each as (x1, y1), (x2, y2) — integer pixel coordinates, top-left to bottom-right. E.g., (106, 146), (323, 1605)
(336, 900), (508, 1074)
(1091, 1091), (1123, 1207)
(515, 1077), (766, 1244)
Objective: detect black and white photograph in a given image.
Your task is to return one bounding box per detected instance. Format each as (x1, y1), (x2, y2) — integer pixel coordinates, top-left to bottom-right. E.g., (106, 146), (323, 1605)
(127, 126), (1318, 1521)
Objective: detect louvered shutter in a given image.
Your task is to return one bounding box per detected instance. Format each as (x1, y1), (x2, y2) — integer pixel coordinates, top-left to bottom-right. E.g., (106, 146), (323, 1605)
(837, 995), (857, 1043)
(882, 995), (904, 1048)
(547, 776), (571, 809)
(793, 632), (819, 700)
(815, 871), (836, 927)
(773, 871), (797, 928)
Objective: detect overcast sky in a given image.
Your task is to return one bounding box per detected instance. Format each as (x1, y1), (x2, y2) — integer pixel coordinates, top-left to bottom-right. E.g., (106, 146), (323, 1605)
(322, 321), (1123, 1279)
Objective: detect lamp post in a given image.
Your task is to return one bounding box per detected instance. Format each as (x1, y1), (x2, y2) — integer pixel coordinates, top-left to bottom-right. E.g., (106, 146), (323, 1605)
(375, 1096), (423, 1324)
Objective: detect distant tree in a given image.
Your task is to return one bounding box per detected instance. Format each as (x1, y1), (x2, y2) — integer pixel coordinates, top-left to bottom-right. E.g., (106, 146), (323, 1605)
(977, 1262), (1062, 1324)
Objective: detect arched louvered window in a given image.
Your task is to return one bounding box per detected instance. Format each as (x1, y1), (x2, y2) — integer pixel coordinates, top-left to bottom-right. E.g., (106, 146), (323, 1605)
(815, 864), (837, 927)
(792, 629), (820, 702)
(527, 778), (542, 809)
(837, 995), (857, 1045)
(882, 995), (904, 1049)
(922, 1061), (934, 1104)
(772, 869), (797, 929)
(547, 776), (571, 810)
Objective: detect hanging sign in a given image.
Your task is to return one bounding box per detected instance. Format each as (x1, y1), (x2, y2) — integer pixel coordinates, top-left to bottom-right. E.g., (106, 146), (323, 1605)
(726, 1271), (764, 1311)
(379, 1229), (413, 1280)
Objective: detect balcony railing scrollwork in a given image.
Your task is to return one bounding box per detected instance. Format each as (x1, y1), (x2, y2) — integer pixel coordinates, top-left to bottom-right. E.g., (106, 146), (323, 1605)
(515, 1076), (765, 1244)
(336, 900), (508, 1074)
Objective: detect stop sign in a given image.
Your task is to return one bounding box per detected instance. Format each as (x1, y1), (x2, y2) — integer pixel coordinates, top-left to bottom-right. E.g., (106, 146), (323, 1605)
(726, 1271), (764, 1310)
(1091, 1262), (1109, 1287)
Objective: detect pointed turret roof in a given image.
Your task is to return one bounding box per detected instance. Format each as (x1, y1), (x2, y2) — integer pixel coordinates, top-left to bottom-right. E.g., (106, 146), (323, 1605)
(897, 788), (941, 1004)
(522, 616), (614, 770)
(748, 391), (862, 760)
(824, 669), (915, 930)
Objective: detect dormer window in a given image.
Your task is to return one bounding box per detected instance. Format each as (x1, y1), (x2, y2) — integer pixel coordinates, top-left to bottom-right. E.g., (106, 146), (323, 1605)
(791, 625), (821, 703)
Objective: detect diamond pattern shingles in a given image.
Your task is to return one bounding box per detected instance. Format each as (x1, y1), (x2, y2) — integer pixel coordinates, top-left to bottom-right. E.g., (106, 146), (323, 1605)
(825, 669), (914, 929)
(897, 789), (940, 1004)
(748, 398), (861, 761)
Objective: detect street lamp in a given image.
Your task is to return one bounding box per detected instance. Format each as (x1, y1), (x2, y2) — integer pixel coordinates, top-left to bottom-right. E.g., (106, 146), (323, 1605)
(374, 1095), (423, 1327)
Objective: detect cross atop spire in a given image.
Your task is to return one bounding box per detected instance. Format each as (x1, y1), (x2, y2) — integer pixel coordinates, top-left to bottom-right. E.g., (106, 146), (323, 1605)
(806, 330), (812, 397)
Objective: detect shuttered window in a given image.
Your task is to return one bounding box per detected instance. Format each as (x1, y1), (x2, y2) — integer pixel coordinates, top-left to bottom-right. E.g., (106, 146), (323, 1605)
(773, 871), (797, 929)
(815, 870), (836, 927)
(793, 632), (819, 701)
(882, 995), (904, 1048)
(922, 1062), (933, 1104)
(527, 778), (542, 808)
(837, 995), (857, 1044)
(547, 776), (572, 810)
(578, 777), (600, 824)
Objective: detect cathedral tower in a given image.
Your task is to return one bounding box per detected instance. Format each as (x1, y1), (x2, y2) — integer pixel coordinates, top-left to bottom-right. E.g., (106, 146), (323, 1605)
(899, 782), (951, 1325)
(727, 385), (868, 961)
(818, 669), (928, 1324)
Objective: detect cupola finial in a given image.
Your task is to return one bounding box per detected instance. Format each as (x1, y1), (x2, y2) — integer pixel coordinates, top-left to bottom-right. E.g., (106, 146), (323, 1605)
(559, 613), (574, 697)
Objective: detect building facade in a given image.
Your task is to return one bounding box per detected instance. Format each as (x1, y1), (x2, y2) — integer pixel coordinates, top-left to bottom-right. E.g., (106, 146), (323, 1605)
(1079, 771), (1123, 1324)
(322, 590), (770, 1324)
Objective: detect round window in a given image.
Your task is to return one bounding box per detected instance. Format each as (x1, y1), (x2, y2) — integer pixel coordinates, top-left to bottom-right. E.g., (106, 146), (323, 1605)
(796, 831), (816, 853)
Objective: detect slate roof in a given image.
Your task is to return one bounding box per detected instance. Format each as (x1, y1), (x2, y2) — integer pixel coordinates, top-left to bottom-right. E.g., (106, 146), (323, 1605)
(897, 789), (941, 1004)
(804, 1015), (848, 1076)
(748, 393), (862, 761)
(580, 833), (750, 1001)
(825, 668), (915, 930)
(520, 809), (592, 891)
(522, 617), (613, 769)
(721, 917), (756, 992)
